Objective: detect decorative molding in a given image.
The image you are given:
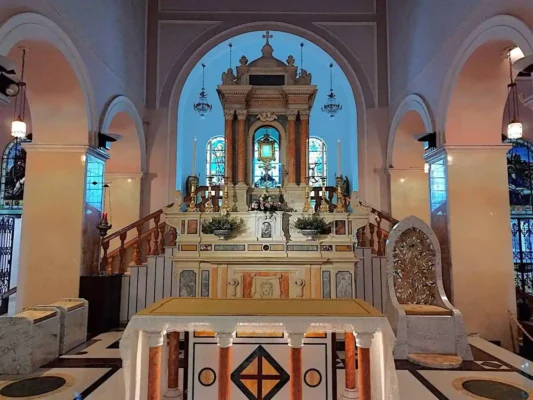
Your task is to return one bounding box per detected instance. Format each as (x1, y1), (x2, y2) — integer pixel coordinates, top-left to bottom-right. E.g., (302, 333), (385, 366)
(257, 112), (278, 122)
(223, 109), (235, 120)
(355, 332), (374, 348)
(146, 331), (165, 347)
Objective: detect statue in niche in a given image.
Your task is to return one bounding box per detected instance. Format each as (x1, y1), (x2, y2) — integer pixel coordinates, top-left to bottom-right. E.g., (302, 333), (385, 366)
(261, 222), (272, 238)
(294, 278), (305, 298)
(286, 55), (295, 66)
(228, 278), (240, 298)
(239, 55), (248, 66)
(222, 67), (237, 85)
(296, 69), (312, 85)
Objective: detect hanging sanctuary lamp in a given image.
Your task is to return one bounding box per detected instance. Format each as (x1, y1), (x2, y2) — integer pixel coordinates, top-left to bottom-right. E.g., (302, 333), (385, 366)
(11, 49), (28, 139)
(321, 63), (342, 119)
(193, 63), (212, 119)
(506, 50), (523, 140)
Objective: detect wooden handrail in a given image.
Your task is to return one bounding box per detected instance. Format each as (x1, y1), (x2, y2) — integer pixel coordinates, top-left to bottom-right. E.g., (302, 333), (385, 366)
(1, 286), (16, 300)
(103, 208), (167, 243)
(107, 226), (157, 259)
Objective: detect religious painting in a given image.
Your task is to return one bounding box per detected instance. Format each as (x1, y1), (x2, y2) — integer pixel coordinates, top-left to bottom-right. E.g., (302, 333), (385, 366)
(336, 271), (353, 299)
(187, 219), (198, 235)
(261, 222), (272, 238)
(179, 270), (197, 297)
(334, 220), (346, 235)
(0, 139), (27, 211)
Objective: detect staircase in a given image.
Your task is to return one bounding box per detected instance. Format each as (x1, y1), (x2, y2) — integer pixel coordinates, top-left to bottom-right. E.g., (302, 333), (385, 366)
(98, 186), (399, 323)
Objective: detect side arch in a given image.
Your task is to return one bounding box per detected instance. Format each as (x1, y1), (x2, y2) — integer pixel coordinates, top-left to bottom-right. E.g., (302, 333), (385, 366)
(0, 12), (97, 144)
(100, 95), (147, 173)
(387, 94), (434, 167)
(436, 15), (533, 140)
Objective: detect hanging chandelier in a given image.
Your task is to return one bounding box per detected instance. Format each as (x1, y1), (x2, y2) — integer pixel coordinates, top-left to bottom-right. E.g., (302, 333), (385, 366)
(11, 49), (27, 138)
(321, 63), (342, 119)
(506, 50), (523, 140)
(193, 63), (212, 119)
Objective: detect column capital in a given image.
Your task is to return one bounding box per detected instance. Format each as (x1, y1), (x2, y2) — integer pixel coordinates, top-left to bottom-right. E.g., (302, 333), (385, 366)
(236, 110), (248, 120)
(146, 331), (165, 347)
(216, 332), (234, 348)
(299, 110), (310, 120)
(287, 333), (305, 348)
(355, 332), (374, 349)
(287, 110), (298, 120)
(224, 109), (235, 120)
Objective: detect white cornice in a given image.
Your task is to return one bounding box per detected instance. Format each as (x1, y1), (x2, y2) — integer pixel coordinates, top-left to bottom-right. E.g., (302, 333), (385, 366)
(23, 144), (110, 160)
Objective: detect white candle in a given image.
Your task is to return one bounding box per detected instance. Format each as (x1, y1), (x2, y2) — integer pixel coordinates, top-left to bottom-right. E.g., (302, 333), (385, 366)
(305, 139), (309, 182)
(192, 138), (197, 176)
(337, 140), (341, 177)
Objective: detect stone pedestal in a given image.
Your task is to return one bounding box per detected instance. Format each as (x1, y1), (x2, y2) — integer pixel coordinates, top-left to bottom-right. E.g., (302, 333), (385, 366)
(233, 183), (249, 212)
(284, 185), (306, 213)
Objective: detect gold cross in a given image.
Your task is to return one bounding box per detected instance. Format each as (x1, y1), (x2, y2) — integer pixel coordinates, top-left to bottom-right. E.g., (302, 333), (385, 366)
(263, 30), (273, 45)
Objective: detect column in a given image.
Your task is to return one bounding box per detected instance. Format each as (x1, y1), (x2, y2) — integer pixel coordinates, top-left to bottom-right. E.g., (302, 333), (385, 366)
(299, 111), (310, 185)
(147, 331), (165, 400)
(17, 145), (106, 310)
(356, 333), (374, 400)
(164, 332), (182, 399)
(287, 110), (298, 185)
(236, 110), (248, 184)
(224, 110), (235, 184)
(341, 331), (358, 399)
(287, 333), (304, 400)
(428, 145), (515, 347)
(216, 332), (234, 400)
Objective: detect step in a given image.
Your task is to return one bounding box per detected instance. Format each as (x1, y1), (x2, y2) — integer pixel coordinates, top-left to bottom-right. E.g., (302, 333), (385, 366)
(407, 353), (463, 369)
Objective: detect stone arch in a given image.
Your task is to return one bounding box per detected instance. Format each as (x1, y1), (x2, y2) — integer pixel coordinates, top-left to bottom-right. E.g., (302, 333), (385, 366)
(100, 95), (146, 174)
(437, 15), (533, 143)
(0, 12), (97, 144)
(164, 22), (369, 203)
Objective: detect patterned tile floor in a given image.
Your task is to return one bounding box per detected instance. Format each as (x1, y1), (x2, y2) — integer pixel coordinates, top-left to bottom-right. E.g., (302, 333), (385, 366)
(1, 332), (533, 399)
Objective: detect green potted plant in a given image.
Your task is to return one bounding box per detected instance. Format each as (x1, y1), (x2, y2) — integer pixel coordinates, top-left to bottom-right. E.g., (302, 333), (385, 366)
(294, 214), (329, 239)
(202, 214), (244, 239)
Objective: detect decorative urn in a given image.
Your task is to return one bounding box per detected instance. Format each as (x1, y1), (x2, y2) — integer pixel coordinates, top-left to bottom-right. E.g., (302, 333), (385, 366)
(213, 229), (232, 240)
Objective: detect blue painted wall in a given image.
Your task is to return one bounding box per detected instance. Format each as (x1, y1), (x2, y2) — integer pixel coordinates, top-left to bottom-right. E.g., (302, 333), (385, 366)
(177, 30), (357, 191)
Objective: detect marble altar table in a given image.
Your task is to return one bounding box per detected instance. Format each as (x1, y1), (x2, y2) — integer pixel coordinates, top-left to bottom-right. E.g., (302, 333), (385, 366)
(120, 298), (399, 400)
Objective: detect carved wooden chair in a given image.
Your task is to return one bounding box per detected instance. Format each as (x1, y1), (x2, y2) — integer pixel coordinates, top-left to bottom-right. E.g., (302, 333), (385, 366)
(385, 216), (472, 361)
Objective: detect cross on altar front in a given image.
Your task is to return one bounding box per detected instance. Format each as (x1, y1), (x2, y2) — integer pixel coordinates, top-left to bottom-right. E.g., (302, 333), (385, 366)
(263, 30), (273, 45)
(238, 352), (281, 400)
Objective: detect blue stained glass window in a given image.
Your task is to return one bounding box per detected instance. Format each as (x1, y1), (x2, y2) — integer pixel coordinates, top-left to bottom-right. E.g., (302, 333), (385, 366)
(0, 139), (27, 212)
(253, 127), (281, 188)
(85, 154), (105, 212)
(429, 157), (446, 213)
(507, 139), (533, 215)
(308, 137), (327, 186)
(206, 136), (225, 185)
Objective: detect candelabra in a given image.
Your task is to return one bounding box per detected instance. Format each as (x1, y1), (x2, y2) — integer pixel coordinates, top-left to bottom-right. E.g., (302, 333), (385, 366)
(188, 182), (198, 212)
(204, 176), (214, 213)
(221, 176), (231, 213)
(335, 176), (346, 213)
(319, 177), (329, 213)
(302, 177), (312, 213)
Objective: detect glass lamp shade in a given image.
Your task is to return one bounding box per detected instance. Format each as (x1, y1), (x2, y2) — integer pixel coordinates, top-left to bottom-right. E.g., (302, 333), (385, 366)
(507, 120), (523, 140)
(11, 119), (26, 138)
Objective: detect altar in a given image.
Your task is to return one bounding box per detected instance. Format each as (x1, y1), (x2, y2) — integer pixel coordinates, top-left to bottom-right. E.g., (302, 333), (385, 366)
(120, 298), (399, 400)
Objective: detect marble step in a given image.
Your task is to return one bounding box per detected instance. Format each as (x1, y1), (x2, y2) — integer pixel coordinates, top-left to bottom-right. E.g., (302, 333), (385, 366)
(408, 353), (463, 369)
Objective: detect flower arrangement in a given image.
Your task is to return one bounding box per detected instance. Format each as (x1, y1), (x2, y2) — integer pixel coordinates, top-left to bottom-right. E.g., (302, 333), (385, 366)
(249, 192), (284, 213)
(202, 214), (243, 234)
(293, 214), (329, 234)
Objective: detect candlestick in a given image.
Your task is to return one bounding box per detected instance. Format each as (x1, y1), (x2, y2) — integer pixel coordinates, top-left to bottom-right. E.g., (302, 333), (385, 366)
(192, 138), (197, 177)
(337, 140), (341, 177)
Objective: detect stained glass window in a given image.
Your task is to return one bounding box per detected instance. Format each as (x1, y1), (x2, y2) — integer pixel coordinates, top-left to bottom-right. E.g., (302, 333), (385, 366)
(253, 127), (281, 188)
(308, 137), (327, 185)
(206, 136), (225, 185)
(507, 139), (533, 215)
(0, 138), (27, 212)
(429, 157), (447, 213)
(85, 154), (105, 212)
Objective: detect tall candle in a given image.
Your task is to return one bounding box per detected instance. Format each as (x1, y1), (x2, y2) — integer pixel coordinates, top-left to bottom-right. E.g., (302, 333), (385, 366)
(337, 140), (341, 177)
(305, 139), (309, 182)
(192, 138), (197, 176)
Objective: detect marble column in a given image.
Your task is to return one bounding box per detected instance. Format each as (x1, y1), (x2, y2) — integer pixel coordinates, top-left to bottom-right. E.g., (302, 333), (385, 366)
(224, 110), (235, 184)
(299, 111), (310, 186)
(216, 332), (234, 400)
(164, 332), (182, 399)
(288, 333), (304, 400)
(147, 331), (164, 400)
(426, 145), (514, 348)
(341, 331), (358, 399)
(356, 333), (373, 400)
(287, 110), (298, 185)
(236, 110), (248, 184)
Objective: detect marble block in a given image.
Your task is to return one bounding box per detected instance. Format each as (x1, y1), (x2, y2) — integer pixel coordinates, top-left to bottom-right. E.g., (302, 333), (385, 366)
(0, 307), (60, 375)
(39, 298), (88, 354)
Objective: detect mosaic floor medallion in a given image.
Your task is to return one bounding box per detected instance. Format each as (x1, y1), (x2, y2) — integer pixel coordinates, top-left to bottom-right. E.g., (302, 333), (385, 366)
(231, 345), (289, 400)
(0, 373), (74, 399)
(453, 377), (532, 400)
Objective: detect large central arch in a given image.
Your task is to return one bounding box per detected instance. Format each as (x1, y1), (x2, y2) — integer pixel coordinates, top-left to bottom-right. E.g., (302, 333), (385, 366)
(161, 21), (372, 204)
